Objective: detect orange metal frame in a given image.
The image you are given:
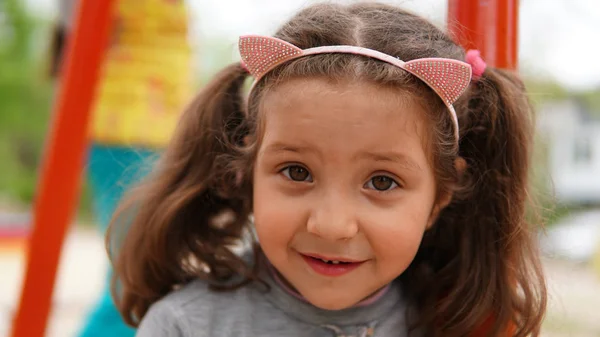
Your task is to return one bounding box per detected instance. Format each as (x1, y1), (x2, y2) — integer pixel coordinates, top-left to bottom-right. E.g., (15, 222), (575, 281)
(10, 1), (116, 336)
(10, 0), (518, 336)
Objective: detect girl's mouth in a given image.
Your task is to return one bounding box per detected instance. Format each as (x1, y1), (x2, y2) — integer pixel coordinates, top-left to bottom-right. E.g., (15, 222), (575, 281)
(300, 253), (366, 277)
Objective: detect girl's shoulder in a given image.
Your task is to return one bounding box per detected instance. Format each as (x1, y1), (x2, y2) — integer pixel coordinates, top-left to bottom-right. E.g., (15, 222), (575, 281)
(137, 278), (260, 337)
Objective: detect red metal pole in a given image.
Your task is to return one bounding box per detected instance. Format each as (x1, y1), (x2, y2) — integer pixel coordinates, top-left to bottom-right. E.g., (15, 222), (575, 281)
(496, 0), (519, 69)
(447, 0), (519, 70)
(10, 1), (115, 337)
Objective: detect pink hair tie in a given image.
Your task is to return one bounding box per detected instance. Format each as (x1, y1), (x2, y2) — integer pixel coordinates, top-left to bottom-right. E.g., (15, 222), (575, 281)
(240, 61), (250, 73)
(466, 50), (486, 81)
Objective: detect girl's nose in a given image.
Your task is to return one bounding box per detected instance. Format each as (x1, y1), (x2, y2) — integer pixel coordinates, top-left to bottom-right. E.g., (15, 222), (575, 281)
(306, 194), (359, 241)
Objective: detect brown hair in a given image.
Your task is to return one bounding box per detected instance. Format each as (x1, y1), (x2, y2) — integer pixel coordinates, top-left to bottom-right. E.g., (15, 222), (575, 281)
(109, 2), (546, 336)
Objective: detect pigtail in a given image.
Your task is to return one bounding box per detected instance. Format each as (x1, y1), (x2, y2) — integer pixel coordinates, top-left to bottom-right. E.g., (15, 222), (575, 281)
(410, 68), (547, 336)
(108, 63), (254, 326)
(457, 68), (546, 336)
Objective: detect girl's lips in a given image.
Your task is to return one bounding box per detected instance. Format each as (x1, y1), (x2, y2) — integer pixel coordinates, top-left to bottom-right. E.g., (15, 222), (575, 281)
(301, 252), (366, 263)
(300, 253), (366, 277)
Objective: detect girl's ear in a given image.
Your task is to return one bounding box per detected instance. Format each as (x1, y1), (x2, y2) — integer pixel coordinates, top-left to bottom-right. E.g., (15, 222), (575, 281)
(454, 157), (467, 177)
(236, 171), (244, 186)
(426, 157), (466, 229)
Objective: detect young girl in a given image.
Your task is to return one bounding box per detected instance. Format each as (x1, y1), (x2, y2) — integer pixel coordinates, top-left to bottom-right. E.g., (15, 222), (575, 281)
(109, 2), (547, 336)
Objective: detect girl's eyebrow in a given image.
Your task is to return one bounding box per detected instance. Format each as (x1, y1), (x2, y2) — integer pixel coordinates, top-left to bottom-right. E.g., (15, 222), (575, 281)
(261, 142), (322, 158)
(262, 143), (422, 171)
(355, 151), (422, 172)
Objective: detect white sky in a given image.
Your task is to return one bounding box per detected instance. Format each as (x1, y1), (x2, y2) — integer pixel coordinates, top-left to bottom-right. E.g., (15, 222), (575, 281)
(26, 0), (600, 90)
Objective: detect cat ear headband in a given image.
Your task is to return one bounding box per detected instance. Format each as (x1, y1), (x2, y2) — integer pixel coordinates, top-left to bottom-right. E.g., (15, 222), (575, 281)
(239, 35), (487, 141)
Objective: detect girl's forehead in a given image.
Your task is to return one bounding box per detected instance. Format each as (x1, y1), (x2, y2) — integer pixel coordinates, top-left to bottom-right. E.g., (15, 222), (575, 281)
(262, 77), (412, 110)
(258, 78), (432, 165)
(261, 79), (429, 135)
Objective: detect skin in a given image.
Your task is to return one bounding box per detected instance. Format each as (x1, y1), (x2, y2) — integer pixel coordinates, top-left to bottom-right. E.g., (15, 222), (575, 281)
(252, 77), (450, 310)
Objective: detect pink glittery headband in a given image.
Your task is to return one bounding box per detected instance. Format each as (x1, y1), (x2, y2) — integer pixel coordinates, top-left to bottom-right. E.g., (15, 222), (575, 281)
(239, 35), (473, 141)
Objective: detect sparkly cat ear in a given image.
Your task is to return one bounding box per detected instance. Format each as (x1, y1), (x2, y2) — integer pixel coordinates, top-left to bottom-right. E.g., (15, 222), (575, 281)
(239, 35), (302, 79)
(404, 58), (472, 105)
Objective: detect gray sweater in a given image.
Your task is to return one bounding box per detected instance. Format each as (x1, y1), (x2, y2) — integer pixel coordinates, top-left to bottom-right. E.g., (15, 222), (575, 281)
(136, 259), (412, 337)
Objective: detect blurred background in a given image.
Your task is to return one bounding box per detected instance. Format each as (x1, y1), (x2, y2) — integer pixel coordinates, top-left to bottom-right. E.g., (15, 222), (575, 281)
(1, 0), (600, 336)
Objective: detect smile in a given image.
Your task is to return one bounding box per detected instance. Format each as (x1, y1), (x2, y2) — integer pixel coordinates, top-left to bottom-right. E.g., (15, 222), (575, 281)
(300, 253), (366, 277)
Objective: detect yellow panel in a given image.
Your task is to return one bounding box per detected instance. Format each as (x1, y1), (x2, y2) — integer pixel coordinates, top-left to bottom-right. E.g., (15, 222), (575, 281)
(91, 0), (193, 148)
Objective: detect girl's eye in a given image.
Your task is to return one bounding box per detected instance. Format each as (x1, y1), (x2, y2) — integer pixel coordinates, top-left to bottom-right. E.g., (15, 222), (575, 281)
(365, 175), (399, 191)
(281, 165), (313, 182)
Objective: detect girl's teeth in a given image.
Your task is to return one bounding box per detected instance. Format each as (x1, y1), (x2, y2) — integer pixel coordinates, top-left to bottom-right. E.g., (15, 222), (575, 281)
(317, 258), (345, 264)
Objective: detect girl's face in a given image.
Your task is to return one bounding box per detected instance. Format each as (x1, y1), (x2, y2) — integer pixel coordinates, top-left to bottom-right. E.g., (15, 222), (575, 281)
(253, 78), (445, 310)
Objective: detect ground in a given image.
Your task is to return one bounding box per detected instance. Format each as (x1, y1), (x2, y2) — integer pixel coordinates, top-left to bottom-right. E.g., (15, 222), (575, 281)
(1, 227), (600, 336)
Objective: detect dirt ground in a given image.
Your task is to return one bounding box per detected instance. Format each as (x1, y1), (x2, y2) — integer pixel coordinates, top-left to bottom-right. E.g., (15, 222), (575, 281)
(1, 227), (600, 337)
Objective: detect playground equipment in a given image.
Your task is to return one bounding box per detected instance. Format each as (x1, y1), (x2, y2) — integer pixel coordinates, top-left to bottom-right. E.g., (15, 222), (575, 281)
(9, 0), (518, 336)
(9, 1), (116, 337)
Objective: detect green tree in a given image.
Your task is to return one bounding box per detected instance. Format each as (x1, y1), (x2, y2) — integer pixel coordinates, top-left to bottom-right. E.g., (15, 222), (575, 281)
(0, 0), (53, 203)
